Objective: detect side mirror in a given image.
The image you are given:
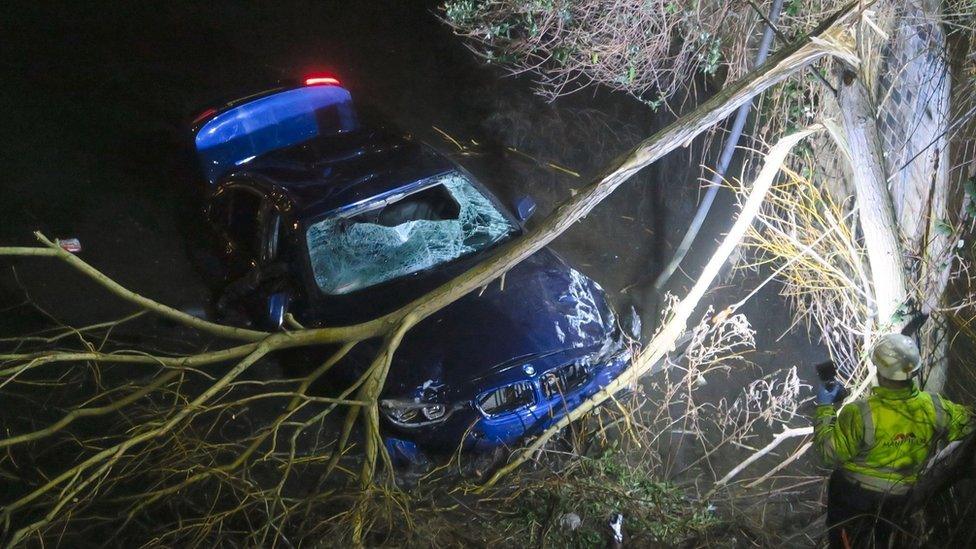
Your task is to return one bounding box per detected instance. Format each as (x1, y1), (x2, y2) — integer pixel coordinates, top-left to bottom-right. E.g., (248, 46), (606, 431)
(267, 292), (290, 330)
(514, 195), (537, 222)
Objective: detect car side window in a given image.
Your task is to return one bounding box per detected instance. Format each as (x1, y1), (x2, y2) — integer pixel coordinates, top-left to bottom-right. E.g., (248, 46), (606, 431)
(210, 187), (263, 262)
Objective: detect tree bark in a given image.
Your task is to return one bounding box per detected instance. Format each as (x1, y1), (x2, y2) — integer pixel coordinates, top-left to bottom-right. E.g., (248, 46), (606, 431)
(837, 71), (909, 326)
(874, 0), (953, 391)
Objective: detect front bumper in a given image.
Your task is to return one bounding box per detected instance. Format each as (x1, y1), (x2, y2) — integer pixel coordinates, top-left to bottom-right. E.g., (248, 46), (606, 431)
(383, 351), (632, 452)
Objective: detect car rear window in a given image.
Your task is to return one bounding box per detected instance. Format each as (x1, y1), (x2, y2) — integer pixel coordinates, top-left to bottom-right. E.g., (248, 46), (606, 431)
(305, 171), (515, 295)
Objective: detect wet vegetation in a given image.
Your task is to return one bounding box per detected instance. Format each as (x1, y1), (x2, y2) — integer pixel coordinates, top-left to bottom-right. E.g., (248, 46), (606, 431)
(493, 447), (720, 547)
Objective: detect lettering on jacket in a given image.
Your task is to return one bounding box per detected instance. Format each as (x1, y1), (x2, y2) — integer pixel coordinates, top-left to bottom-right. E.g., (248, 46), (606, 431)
(882, 432), (922, 447)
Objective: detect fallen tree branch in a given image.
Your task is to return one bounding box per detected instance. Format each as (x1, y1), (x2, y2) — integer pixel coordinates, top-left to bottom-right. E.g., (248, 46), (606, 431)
(713, 427), (814, 488)
(0, 234), (268, 341)
(744, 440), (814, 488)
(0, 343), (260, 379)
(2, 340), (275, 545)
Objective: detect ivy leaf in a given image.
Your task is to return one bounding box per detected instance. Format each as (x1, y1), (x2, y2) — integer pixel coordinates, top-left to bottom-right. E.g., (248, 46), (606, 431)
(934, 219), (953, 236)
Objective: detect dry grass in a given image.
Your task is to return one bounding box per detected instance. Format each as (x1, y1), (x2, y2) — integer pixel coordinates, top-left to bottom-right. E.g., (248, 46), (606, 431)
(442, 1), (850, 108)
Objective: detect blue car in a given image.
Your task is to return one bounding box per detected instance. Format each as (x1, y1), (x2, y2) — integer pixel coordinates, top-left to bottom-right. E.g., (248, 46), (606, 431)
(189, 76), (632, 451)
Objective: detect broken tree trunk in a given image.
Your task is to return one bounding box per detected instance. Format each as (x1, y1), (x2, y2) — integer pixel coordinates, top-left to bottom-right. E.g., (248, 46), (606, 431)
(834, 0), (957, 389)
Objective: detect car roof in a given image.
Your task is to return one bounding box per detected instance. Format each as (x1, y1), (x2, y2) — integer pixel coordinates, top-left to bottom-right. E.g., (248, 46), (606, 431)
(226, 127), (459, 221)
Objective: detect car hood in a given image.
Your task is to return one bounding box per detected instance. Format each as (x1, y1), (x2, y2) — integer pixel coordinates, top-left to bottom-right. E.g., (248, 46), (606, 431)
(382, 249), (619, 399)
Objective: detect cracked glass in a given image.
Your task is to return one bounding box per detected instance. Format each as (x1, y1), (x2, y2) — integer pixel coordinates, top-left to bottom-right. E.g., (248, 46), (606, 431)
(306, 171), (516, 295)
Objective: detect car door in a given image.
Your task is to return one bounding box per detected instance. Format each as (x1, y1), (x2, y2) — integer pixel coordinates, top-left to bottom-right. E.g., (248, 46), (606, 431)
(208, 184), (289, 326)
(208, 184), (265, 281)
(253, 200), (294, 328)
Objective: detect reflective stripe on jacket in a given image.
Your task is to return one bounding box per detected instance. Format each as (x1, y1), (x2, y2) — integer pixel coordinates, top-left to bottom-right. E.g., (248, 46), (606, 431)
(813, 383), (972, 493)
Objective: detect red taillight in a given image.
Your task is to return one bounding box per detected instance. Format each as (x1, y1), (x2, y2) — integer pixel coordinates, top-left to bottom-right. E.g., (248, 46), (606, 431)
(192, 107), (217, 125)
(304, 76), (340, 86)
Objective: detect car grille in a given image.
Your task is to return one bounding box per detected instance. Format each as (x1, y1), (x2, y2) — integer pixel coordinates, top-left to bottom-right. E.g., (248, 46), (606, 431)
(541, 361), (591, 399)
(477, 381), (535, 417)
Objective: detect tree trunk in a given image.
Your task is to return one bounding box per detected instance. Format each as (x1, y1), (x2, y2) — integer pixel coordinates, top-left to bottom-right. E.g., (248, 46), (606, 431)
(837, 71), (909, 326)
(872, 0), (954, 391)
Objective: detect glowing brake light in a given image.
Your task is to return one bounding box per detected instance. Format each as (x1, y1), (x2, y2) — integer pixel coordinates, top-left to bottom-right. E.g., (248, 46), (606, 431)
(304, 76), (340, 86)
(192, 107), (217, 125)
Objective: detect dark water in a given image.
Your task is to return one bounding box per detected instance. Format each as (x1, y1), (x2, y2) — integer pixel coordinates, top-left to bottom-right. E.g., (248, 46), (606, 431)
(0, 0), (824, 484)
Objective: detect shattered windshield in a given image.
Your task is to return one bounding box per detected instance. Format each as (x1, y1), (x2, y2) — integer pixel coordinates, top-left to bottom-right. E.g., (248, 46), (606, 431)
(305, 171), (516, 295)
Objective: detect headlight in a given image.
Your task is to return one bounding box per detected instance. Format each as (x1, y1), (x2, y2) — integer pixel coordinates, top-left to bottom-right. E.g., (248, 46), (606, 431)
(380, 399), (450, 427)
(421, 403), (446, 420)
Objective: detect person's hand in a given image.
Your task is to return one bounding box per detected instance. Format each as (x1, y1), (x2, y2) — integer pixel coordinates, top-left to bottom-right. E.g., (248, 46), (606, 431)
(816, 382), (843, 406)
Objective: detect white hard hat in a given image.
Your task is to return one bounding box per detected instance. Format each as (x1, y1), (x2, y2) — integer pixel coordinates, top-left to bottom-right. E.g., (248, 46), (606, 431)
(871, 333), (921, 381)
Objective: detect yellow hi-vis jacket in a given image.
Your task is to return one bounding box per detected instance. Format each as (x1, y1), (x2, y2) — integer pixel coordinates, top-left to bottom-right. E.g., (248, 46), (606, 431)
(814, 383), (972, 494)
